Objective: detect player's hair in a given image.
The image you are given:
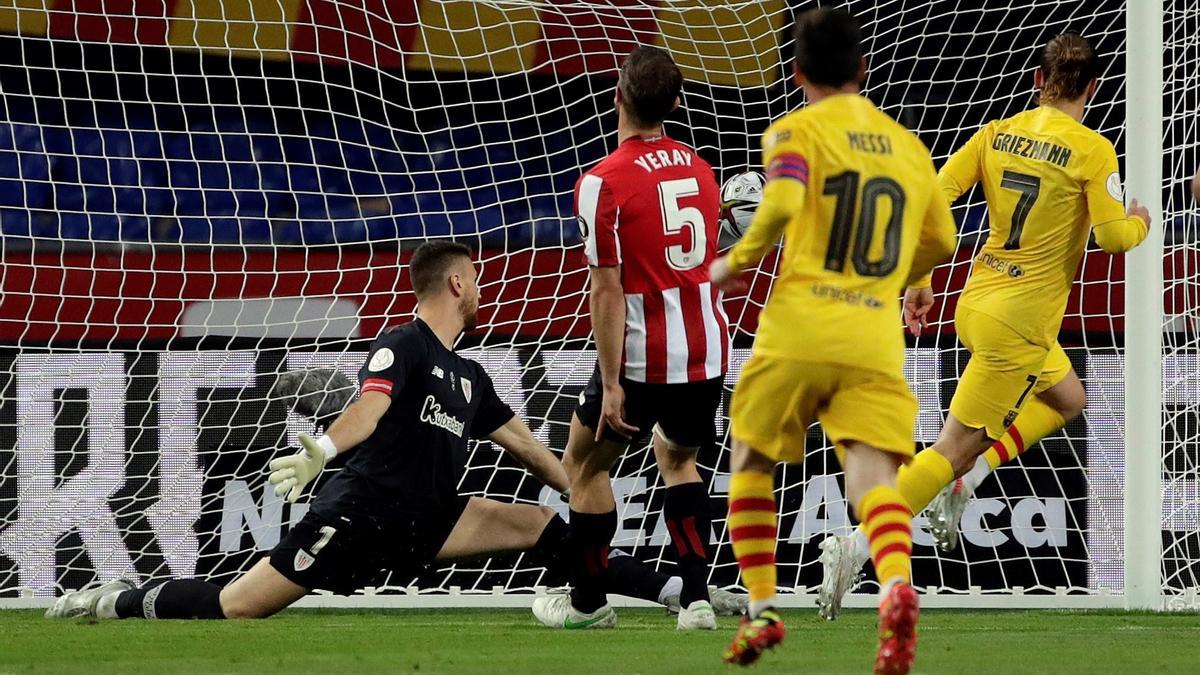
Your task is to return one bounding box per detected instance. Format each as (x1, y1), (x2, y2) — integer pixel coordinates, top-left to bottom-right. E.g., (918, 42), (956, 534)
(409, 240), (473, 298)
(1038, 32), (1098, 104)
(793, 8), (863, 88)
(617, 45), (683, 128)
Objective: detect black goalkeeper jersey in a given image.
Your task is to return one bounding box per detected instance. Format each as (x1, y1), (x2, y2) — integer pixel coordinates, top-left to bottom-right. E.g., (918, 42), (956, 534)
(310, 319), (515, 522)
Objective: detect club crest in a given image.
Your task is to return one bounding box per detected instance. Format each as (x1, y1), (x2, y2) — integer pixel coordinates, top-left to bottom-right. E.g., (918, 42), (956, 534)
(294, 548), (315, 571)
(461, 376), (472, 403)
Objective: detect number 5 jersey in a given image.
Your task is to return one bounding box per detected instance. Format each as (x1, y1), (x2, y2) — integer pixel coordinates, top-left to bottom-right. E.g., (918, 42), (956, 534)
(574, 135), (729, 384)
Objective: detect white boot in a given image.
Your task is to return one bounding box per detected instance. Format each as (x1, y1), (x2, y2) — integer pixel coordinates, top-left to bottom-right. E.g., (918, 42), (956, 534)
(817, 534), (868, 620)
(45, 580), (134, 619)
(531, 594), (617, 629)
(676, 599), (718, 630)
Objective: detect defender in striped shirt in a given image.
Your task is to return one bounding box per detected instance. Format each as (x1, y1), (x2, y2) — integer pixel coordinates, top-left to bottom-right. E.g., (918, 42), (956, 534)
(531, 46), (729, 632)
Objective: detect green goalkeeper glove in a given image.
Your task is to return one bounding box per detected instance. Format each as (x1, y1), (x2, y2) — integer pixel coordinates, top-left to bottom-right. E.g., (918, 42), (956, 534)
(269, 433), (334, 503)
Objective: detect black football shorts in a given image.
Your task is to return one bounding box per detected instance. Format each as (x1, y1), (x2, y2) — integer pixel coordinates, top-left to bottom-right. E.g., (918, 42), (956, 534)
(269, 497), (471, 594)
(575, 365), (723, 449)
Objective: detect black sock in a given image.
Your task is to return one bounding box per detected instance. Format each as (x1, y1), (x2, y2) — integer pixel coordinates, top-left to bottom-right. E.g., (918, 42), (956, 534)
(664, 482), (712, 607)
(603, 551), (675, 605)
(568, 509), (617, 614)
(114, 579), (225, 620)
(526, 514), (572, 586)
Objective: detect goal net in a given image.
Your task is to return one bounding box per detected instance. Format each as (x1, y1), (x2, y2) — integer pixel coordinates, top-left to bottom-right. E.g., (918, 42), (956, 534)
(0, 0), (1189, 609)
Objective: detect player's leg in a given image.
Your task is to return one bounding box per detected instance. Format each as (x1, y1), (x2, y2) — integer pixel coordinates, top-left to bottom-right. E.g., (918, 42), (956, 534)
(652, 376), (723, 629)
(822, 370), (920, 675)
(555, 414), (626, 627)
(47, 558), (308, 621)
(722, 356), (812, 665)
(959, 346), (1083, 493)
(437, 496), (693, 612)
(843, 442), (919, 675)
(930, 343), (1083, 550)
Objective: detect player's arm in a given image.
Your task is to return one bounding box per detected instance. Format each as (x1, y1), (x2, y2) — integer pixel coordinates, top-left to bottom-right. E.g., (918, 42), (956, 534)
(577, 173), (638, 440)
(472, 370), (570, 492)
(937, 123), (990, 204)
(1086, 144), (1151, 253)
(267, 394), (390, 503)
(1192, 167), (1200, 201)
(486, 417), (570, 493)
(711, 125), (808, 289)
(270, 334), (417, 502)
(903, 182), (959, 335)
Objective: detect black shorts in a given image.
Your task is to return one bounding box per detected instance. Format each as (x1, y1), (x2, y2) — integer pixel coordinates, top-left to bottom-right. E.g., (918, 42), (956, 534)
(575, 366), (723, 448)
(269, 497), (471, 594)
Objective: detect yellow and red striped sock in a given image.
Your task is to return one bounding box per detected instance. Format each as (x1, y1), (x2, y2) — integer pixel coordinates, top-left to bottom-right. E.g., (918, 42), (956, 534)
(857, 486), (913, 588)
(982, 398), (1065, 470)
(728, 471), (777, 613)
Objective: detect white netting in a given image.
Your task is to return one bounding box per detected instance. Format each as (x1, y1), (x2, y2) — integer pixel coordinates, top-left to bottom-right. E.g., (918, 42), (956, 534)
(0, 0), (1182, 606)
(1161, 0), (1200, 603)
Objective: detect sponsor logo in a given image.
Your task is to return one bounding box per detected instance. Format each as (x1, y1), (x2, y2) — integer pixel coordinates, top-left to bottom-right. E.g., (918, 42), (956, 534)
(1106, 172), (1124, 201)
(461, 377), (472, 403)
(420, 395), (466, 437)
(431, 365), (444, 379)
(576, 215), (589, 241)
(294, 548), (315, 571)
(368, 348), (394, 372)
(976, 252), (1023, 278)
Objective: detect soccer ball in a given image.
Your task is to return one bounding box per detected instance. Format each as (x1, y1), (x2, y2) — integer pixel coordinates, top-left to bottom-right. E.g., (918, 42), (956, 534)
(718, 171), (765, 239)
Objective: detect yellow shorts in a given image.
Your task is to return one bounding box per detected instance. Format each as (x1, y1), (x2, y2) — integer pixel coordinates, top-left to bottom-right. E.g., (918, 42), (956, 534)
(729, 354), (918, 465)
(950, 305), (1073, 439)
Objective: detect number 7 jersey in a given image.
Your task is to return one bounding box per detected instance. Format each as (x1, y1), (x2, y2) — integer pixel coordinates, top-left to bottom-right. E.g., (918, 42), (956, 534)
(727, 93), (956, 376)
(574, 135), (729, 384)
(938, 106), (1147, 346)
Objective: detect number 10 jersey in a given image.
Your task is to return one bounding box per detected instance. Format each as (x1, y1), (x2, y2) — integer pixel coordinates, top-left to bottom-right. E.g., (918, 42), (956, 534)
(574, 135), (728, 385)
(728, 93), (956, 377)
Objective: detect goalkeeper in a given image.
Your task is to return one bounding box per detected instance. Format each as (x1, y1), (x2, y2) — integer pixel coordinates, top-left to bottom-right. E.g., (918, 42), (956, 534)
(47, 242), (734, 620)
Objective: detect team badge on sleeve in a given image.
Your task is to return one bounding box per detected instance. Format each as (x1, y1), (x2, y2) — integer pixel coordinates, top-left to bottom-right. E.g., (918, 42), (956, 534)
(1106, 172), (1124, 201)
(368, 348), (394, 372)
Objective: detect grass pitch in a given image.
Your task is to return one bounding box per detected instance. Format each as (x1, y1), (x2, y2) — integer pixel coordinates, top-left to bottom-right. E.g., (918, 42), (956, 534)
(1, 607), (1196, 673)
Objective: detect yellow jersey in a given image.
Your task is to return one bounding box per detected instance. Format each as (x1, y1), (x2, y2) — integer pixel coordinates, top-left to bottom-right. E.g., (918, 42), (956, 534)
(939, 106), (1149, 346)
(728, 94), (957, 375)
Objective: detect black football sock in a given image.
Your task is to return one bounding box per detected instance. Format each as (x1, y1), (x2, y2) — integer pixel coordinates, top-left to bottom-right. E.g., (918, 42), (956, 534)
(603, 550), (677, 606)
(114, 579), (225, 620)
(526, 513), (572, 586)
(568, 509), (617, 614)
(530, 514), (674, 605)
(664, 481), (713, 607)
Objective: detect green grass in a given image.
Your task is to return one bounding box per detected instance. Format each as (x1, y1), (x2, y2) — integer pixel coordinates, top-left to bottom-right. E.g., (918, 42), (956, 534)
(2, 608), (1197, 674)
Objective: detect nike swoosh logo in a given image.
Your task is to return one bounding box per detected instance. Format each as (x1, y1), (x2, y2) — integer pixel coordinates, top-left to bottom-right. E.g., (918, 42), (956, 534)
(563, 612), (609, 629)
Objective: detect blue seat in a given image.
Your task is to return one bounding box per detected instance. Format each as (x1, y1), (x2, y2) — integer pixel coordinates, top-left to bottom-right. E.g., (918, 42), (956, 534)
(0, 207), (30, 236)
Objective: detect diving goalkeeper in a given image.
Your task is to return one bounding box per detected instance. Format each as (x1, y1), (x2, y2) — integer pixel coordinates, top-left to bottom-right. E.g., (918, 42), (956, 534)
(46, 241), (736, 620)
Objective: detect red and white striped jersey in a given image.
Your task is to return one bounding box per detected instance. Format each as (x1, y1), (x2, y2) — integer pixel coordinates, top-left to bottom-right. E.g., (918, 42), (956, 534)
(574, 135), (729, 384)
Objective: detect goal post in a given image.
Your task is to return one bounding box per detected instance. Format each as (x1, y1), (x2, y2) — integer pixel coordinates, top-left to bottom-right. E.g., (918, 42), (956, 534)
(1122, 0), (1165, 612)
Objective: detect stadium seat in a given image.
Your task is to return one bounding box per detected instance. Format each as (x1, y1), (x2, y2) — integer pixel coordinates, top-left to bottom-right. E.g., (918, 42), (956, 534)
(0, 207), (30, 236)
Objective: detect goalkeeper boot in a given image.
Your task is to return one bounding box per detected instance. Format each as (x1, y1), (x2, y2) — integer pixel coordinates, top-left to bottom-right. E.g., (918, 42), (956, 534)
(45, 579), (133, 619)
(531, 594), (617, 629)
(722, 609), (784, 666)
(676, 599), (717, 630)
(666, 586), (747, 617)
(927, 478), (972, 552)
(708, 586), (749, 617)
(875, 582), (919, 675)
(817, 533), (867, 620)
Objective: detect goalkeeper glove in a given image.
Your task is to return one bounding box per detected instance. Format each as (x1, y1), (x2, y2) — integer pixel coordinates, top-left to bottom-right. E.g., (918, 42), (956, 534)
(269, 434), (336, 503)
